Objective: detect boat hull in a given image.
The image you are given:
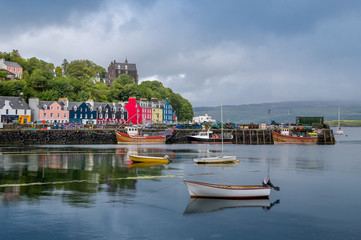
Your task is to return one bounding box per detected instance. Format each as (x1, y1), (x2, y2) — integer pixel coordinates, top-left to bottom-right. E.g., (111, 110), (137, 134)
(188, 136), (233, 144)
(115, 130), (165, 144)
(184, 180), (271, 199)
(129, 155), (169, 164)
(194, 156), (236, 164)
(272, 131), (317, 144)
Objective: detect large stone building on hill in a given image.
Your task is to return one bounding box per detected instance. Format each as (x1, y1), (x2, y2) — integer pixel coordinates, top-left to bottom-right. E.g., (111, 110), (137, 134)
(105, 59), (138, 85)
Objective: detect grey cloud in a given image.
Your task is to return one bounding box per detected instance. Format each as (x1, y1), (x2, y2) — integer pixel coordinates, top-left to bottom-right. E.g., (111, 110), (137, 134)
(1, 0), (361, 107)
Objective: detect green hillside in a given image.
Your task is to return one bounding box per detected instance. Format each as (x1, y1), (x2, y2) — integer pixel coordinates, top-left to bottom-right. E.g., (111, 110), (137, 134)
(193, 100), (361, 124)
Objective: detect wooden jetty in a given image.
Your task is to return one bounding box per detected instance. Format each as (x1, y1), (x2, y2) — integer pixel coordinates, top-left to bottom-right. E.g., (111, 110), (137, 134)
(166, 129), (335, 145)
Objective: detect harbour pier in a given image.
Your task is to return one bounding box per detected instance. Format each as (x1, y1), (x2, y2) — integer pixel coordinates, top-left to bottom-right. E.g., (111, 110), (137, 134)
(0, 128), (335, 145)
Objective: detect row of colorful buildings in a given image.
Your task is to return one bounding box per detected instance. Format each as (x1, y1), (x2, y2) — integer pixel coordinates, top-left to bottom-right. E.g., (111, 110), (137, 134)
(0, 96), (176, 125)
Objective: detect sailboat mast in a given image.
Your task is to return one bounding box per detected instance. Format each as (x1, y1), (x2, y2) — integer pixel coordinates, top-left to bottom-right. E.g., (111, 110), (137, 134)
(221, 104), (224, 155)
(337, 106), (340, 129)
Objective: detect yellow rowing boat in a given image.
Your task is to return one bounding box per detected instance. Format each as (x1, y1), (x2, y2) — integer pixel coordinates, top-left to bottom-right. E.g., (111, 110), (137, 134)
(129, 154), (169, 164)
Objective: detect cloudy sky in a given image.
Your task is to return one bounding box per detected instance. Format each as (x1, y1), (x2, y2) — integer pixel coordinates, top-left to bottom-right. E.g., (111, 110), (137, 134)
(1, 0), (361, 107)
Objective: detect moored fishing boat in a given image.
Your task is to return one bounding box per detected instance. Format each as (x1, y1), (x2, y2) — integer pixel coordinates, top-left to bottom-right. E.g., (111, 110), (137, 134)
(183, 178), (279, 199)
(272, 131), (318, 144)
(115, 126), (166, 144)
(129, 154), (169, 164)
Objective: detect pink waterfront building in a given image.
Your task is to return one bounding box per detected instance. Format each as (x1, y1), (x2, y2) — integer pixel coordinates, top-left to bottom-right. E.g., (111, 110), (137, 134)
(29, 98), (69, 124)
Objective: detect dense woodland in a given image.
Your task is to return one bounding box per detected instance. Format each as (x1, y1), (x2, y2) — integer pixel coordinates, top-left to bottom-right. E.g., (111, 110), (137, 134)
(0, 50), (193, 122)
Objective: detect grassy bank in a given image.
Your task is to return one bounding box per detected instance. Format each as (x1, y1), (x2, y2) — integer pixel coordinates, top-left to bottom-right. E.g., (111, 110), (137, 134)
(326, 120), (361, 127)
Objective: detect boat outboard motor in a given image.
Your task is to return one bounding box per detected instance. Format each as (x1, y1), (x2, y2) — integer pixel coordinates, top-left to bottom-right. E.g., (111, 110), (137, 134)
(263, 177), (280, 191)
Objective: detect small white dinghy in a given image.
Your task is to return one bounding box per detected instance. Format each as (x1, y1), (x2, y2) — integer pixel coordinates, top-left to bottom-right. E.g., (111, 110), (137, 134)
(194, 155), (237, 164)
(184, 178), (280, 199)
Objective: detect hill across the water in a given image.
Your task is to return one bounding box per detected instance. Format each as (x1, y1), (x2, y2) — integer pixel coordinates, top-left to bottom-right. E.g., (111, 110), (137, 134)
(193, 100), (361, 124)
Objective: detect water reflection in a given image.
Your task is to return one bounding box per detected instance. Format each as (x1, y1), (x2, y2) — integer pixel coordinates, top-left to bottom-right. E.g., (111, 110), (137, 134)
(183, 198), (280, 215)
(0, 145), (170, 206)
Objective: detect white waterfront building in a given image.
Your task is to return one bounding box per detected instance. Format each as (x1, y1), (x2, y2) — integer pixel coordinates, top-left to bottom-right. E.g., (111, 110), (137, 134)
(192, 114), (216, 124)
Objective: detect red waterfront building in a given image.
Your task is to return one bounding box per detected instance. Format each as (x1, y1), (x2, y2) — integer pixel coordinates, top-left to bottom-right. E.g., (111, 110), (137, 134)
(125, 97), (142, 125)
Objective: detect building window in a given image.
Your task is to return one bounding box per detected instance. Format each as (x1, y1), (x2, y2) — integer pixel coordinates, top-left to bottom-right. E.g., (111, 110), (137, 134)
(80, 114), (82, 118)
(112, 114), (115, 119)
(75, 114), (77, 118)
(85, 114), (87, 119)
(105, 114), (108, 119)
(64, 113), (66, 117)
(50, 113), (53, 118)
(58, 113), (60, 118)
(44, 113), (46, 118)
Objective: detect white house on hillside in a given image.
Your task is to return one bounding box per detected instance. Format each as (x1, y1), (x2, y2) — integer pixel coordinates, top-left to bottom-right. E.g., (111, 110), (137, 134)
(192, 114), (216, 124)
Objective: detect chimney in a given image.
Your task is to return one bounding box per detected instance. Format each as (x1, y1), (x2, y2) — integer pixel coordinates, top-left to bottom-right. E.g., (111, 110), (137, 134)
(0, 58), (5, 69)
(58, 98), (69, 107)
(19, 92), (24, 99)
(86, 99), (94, 107)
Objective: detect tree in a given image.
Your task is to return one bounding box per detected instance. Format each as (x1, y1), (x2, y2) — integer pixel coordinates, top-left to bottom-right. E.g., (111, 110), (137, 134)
(52, 77), (75, 99)
(0, 80), (25, 96)
(29, 69), (52, 92)
(61, 59), (69, 72)
(55, 66), (62, 77)
(10, 49), (21, 60)
(0, 71), (7, 80)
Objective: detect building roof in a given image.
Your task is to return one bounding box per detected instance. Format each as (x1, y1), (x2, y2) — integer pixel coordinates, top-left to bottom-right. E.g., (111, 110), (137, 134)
(4, 61), (22, 68)
(114, 62), (137, 71)
(0, 96), (30, 109)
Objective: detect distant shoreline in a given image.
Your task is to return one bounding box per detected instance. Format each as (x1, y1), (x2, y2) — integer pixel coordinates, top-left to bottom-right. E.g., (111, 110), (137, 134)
(326, 120), (361, 127)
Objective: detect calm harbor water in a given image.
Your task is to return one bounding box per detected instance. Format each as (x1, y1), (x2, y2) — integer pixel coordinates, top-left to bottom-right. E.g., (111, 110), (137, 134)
(1, 127), (361, 240)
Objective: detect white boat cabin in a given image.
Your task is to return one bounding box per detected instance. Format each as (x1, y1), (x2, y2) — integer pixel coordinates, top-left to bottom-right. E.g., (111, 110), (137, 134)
(125, 126), (139, 136)
(280, 128), (290, 136)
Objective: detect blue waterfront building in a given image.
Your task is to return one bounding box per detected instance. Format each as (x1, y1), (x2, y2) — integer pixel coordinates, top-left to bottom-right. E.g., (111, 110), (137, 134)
(69, 102), (97, 124)
(162, 99), (173, 124)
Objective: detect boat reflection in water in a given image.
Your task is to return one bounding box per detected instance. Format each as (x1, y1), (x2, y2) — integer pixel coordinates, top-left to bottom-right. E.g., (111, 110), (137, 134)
(194, 162), (237, 167)
(128, 162), (167, 168)
(183, 198), (280, 215)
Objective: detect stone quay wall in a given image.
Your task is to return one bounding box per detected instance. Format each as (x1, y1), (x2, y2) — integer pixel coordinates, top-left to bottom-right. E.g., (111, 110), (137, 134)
(0, 129), (117, 145)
